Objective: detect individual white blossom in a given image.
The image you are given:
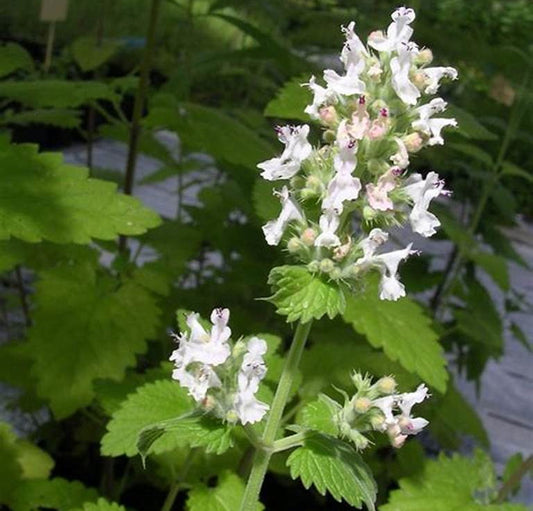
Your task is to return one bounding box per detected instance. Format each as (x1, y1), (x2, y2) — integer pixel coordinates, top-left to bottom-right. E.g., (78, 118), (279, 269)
(304, 76), (337, 120)
(323, 169), (361, 213)
(257, 125), (312, 180)
(397, 384), (430, 434)
(340, 21), (368, 68)
(403, 171), (450, 237)
(412, 98), (457, 145)
(262, 186), (304, 246)
(359, 228), (389, 259)
(368, 7), (416, 52)
(390, 137), (410, 169)
(172, 364), (221, 402)
(315, 209), (341, 247)
(390, 42), (421, 105)
(324, 62), (366, 97)
(421, 66), (458, 94)
(234, 337), (269, 425)
(334, 120), (358, 173)
(374, 244), (416, 300)
(366, 167), (400, 211)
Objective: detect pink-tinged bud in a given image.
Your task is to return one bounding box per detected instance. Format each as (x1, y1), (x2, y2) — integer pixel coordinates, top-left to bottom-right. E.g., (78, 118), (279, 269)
(301, 228), (317, 246)
(319, 105), (338, 126)
(367, 120), (387, 140)
(403, 132), (424, 153)
(415, 48), (433, 65)
(391, 434), (408, 448)
(387, 424), (402, 438)
(368, 30), (384, 43)
(287, 237), (302, 253)
(370, 414), (385, 429)
(202, 395), (216, 411)
(333, 237), (352, 261)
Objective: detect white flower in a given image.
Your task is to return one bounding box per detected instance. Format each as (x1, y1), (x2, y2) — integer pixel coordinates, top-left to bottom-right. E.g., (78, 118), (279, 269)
(390, 42), (421, 105)
(403, 171), (450, 237)
(334, 120), (358, 174)
(412, 98), (457, 145)
(422, 66), (458, 94)
(304, 76), (337, 120)
(368, 7), (416, 52)
(262, 186), (304, 246)
(315, 208), (341, 247)
(397, 384), (429, 434)
(172, 363), (221, 402)
(374, 245), (417, 301)
(372, 395), (395, 430)
(324, 61), (366, 97)
(340, 21), (368, 69)
(234, 337), (269, 425)
(257, 125), (312, 180)
(323, 170), (361, 213)
(359, 228), (389, 259)
(366, 167), (400, 211)
(390, 137), (410, 169)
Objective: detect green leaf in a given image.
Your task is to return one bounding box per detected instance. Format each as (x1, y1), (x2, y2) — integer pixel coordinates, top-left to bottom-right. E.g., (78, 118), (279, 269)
(101, 380), (193, 457)
(300, 395), (341, 436)
(27, 262), (160, 418)
(0, 43), (34, 78)
(71, 37), (120, 72)
(427, 381), (488, 448)
(446, 104), (498, 140)
(448, 142), (494, 167)
(264, 77), (312, 121)
(146, 98), (272, 168)
(187, 471), (263, 511)
(381, 450), (528, 511)
(343, 279), (448, 393)
(71, 497), (127, 511)
(0, 80), (117, 108)
(287, 432), (376, 510)
(9, 478), (98, 511)
(0, 143), (160, 243)
(469, 251), (509, 291)
(1, 109), (82, 129)
(500, 161), (533, 184)
(267, 265), (346, 323)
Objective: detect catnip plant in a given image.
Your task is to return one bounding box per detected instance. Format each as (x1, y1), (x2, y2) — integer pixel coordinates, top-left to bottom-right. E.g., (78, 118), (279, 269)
(154, 7), (458, 510)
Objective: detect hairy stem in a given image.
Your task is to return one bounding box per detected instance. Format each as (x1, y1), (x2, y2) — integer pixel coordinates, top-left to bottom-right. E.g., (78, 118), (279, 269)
(119, 0), (162, 252)
(239, 320), (312, 511)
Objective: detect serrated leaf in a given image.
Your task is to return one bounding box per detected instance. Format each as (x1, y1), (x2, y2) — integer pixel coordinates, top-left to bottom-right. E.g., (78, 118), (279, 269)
(1, 109), (82, 129)
(187, 471), (263, 511)
(343, 279), (448, 393)
(9, 478), (98, 511)
(300, 395), (341, 436)
(381, 450), (528, 511)
(267, 265), (346, 323)
(101, 380), (193, 457)
(287, 432), (376, 510)
(0, 43), (34, 77)
(71, 498), (126, 511)
(27, 262), (160, 418)
(264, 77), (312, 121)
(0, 143), (160, 243)
(146, 99), (272, 168)
(71, 37), (120, 72)
(0, 81), (117, 108)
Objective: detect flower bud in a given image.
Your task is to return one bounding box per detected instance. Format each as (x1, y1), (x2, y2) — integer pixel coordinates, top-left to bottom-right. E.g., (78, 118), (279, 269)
(412, 71), (427, 90)
(368, 120), (387, 140)
(391, 434), (408, 449)
(348, 429), (370, 450)
(202, 395), (216, 411)
(287, 237), (302, 253)
(415, 48), (433, 65)
(387, 424), (402, 438)
(376, 376), (397, 395)
(225, 409), (239, 423)
(319, 105), (338, 126)
(301, 228), (317, 246)
(319, 258), (335, 274)
(306, 174), (322, 192)
(370, 414), (385, 430)
(354, 397), (372, 413)
(363, 205), (377, 221)
(371, 99), (388, 113)
(232, 339), (247, 357)
(323, 129), (336, 143)
(300, 188), (317, 200)
(333, 237), (352, 261)
(402, 132), (423, 153)
(307, 260), (320, 273)
(329, 267), (342, 281)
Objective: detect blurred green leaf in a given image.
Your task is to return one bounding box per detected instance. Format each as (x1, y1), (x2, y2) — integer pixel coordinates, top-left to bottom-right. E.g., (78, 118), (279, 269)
(71, 37), (121, 72)
(0, 43), (33, 78)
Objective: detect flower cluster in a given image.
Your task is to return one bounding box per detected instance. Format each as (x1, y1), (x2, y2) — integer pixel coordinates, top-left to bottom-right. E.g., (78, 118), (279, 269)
(258, 7), (456, 301)
(333, 372), (429, 450)
(170, 308), (269, 425)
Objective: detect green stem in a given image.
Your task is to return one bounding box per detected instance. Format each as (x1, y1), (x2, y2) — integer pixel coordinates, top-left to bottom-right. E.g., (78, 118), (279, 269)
(119, 0), (162, 253)
(160, 483), (180, 511)
(239, 320), (312, 511)
(272, 431), (306, 453)
(495, 454), (533, 504)
(160, 448), (198, 511)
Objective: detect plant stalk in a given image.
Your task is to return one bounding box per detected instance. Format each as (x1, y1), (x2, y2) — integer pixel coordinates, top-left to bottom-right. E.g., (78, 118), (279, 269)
(119, 0), (162, 252)
(239, 320), (312, 511)
(495, 455), (533, 504)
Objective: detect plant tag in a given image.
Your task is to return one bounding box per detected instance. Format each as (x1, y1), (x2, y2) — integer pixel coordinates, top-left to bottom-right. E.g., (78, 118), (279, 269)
(40, 0), (69, 22)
